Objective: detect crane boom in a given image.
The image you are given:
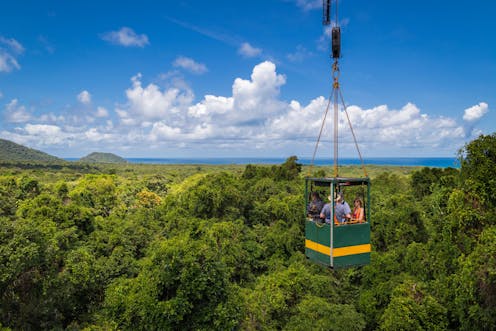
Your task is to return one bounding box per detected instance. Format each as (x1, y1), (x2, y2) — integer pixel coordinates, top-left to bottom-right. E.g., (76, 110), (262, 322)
(323, 0), (341, 59)
(323, 0), (331, 25)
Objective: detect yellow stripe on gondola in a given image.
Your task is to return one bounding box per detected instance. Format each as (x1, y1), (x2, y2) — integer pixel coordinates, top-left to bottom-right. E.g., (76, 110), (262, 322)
(305, 240), (371, 258)
(305, 239), (330, 256)
(332, 244), (371, 257)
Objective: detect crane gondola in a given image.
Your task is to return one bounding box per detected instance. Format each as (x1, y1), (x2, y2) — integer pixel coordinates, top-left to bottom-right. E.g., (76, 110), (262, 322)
(304, 0), (371, 268)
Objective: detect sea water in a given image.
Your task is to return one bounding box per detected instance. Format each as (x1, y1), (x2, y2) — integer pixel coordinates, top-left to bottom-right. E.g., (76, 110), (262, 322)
(122, 157), (460, 168)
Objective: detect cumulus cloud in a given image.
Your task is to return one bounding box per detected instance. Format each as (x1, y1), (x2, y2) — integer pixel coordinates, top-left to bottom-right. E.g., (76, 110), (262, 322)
(117, 73), (194, 124)
(463, 102), (488, 122)
(77, 90), (91, 104)
(238, 42), (262, 58)
(189, 61), (286, 127)
(231, 61), (286, 121)
(263, 100), (469, 158)
(39, 113), (65, 123)
(113, 61), (286, 144)
(0, 36), (24, 72)
(4, 99), (31, 123)
(100, 27), (149, 47)
(84, 127), (119, 142)
(20, 124), (68, 145)
(267, 97), (327, 139)
(173, 56), (208, 74)
(24, 123), (61, 136)
(150, 122), (183, 140)
(0, 61), (486, 157)
(96, 106), (109, 117)
(188, 95), (233, 118)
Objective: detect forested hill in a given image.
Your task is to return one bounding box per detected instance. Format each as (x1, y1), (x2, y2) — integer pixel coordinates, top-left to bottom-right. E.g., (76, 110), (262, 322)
(0, 134), (495, 330)
(0, 138), (63, 162)
(79, 152), (127, 163)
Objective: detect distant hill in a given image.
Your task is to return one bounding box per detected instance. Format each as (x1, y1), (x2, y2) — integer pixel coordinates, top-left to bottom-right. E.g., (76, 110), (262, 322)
(80, 152), (127, 164)
(0, 138), (64, 163)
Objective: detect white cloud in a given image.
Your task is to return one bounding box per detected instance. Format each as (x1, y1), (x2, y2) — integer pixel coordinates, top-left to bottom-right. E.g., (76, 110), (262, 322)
(0, 37), (24, 54)
(287, 45), (313, 62)
(267, 101), (466, 153)
(77, 90), (91, 104)
(24, 123), (61, 136)
(173, 56), (208, 74)
(189, 61), (286, 128)
(101, 27), (149, 47)
(267, 97), (327, 139)
(463, 102), (488, 122)
(84, 127), (119, 142)
(238, 42), (262, 58)
(188, 95), (233, 118)
(39, 113), (65, 123)
(4, 99), (31, 123)
(0, 53), (20, 72)
(0, 61), (486, 157)
(150, 122), (182, 140)
(0, 36), (24, 73)
(231, 61), (286, 120)
(96, 106), (109, 117)
(21, 124), (68, 145)
(110, 62), (475, 154)
(294, 0), (321, 11)
(118, 73), (194, 123)
(114, 61), (286, 144)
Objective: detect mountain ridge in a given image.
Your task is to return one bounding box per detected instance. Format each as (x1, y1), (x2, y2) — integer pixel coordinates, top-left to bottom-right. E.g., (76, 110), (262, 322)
(0, 138), (64, 162)
(79, 152), (127, 163)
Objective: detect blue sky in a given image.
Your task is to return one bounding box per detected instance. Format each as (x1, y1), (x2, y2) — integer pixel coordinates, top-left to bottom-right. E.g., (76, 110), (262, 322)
(0, 0), (494, 158)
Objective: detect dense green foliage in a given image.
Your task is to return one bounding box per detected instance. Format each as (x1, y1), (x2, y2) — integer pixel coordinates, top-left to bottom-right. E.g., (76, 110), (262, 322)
(0, 135), (495, 330)
(79, 152), (127, 164)
(0, 138), (63, 163)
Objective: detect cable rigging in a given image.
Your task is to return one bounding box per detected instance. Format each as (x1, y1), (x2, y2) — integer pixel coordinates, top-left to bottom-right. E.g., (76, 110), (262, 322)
(305, 0), (371, 269)
(310, 0), (367, 178)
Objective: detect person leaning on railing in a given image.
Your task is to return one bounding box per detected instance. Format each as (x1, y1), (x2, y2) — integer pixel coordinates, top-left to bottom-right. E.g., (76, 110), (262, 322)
(351, 197), (365, 223)
(307, 192), (324, 220)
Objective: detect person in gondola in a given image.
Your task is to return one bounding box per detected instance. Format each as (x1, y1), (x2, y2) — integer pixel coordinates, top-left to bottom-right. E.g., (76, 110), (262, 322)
(320, 197), (332, 224)
(335, 192), (351, 224)
(321, 192), (351, 224)
(352, 197), (365, 223)
(307, 192), (324, 220)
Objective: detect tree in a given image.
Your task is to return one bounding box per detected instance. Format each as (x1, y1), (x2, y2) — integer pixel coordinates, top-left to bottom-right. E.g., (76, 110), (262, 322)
(0, 176), (17, 217)
(0, 208), (77, 329)
(411, 167), (458, 200)
(459, 133), (496, 208)
(285, 296), (365, 331)
(70, 175), (117, 217)
(380, 280), (447, 331)
(452, 226), (496, 330)
(17, 176), (41, 200)
(204, 220), (263, 284)
(241, 262), (337, 330)
(103, 235), (240, 330)
(274, 156), (302, 181)
(136, 189), (162, 208)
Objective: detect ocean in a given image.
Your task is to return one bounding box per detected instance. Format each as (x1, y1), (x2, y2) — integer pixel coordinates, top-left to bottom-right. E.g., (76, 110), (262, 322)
(92, 157), (459, 168)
